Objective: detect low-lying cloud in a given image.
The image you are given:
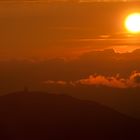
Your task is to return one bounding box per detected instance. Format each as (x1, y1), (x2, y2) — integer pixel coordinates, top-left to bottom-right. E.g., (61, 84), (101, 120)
(44, 71), (140, 88)
(44, 80), (67, 85)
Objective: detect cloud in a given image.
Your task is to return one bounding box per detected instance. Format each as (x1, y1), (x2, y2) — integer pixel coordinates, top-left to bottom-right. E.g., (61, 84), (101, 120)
(75, 74), (126, 88)
(44, 71), (140, 88)
(76, 71), (140, 88)
(129, 71), (140, 85)
(43, 80), (67, 85)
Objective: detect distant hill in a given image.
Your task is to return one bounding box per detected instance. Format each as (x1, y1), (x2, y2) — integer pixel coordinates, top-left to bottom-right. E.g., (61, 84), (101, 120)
(0, 91), (139, 140)
(64, 86), (140, 119)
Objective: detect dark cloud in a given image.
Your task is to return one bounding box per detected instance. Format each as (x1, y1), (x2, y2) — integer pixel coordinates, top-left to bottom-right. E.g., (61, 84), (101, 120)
(1, 49), (140, 93)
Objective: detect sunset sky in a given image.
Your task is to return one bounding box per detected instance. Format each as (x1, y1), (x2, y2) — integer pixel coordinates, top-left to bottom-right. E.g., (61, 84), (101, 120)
(0, 1), (140, 94)
(0, 2), (140, 139)
(0, 1), (140, 60)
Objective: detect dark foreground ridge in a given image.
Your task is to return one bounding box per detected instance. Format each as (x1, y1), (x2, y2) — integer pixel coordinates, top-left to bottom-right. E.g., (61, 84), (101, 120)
(0, 91), (139, 140)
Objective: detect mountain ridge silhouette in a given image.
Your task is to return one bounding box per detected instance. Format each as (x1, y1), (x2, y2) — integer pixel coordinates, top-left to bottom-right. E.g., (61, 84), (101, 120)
(0, 91), (139, 140)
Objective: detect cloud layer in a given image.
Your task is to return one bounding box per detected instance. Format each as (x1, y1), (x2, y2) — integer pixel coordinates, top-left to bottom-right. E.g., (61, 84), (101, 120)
(44, 71), (140, 88)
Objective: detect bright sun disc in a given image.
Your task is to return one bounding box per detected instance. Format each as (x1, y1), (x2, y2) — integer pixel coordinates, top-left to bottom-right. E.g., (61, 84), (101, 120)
(125, 13), (140, 33)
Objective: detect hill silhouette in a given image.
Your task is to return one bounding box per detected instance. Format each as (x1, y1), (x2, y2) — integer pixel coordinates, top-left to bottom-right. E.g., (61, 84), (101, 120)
(64, 86), (140, 119)
(0, 91), (139, 140)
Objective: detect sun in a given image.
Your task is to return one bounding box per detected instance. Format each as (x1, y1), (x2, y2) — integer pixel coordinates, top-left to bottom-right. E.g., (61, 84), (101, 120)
(125, 13), (140, 34)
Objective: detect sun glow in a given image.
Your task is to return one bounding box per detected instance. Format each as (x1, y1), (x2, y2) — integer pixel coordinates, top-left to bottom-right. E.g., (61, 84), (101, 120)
(125, 13), (140, 34)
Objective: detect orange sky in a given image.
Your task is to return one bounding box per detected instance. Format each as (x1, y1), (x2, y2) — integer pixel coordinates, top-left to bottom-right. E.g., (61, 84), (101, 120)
(0, 1), (140, 59)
